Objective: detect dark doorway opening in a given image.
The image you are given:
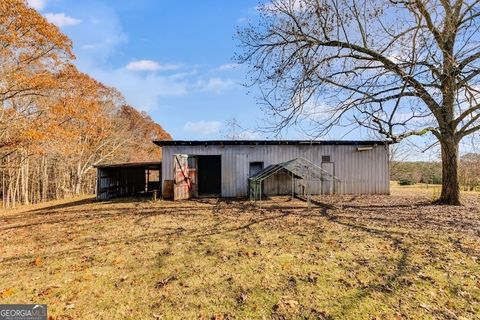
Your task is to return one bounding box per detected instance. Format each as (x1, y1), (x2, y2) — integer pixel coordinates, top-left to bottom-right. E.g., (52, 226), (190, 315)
(197, 155), (221, 196)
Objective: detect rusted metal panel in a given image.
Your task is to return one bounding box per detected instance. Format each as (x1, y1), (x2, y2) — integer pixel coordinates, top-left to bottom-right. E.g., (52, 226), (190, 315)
(162, 180), (174, 199)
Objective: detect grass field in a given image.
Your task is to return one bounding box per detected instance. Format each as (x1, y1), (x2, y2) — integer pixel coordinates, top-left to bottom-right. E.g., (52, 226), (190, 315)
(0, 188), (479, 319)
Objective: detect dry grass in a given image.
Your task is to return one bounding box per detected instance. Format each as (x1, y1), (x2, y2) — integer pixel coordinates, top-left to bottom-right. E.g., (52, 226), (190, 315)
(0, 189), (479, 319)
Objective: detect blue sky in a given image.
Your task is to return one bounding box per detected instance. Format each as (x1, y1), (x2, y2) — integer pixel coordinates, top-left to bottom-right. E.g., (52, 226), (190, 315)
(27, 0), (401, 142)
(25, 0), (452, 160)
(28, 0), (273, 140)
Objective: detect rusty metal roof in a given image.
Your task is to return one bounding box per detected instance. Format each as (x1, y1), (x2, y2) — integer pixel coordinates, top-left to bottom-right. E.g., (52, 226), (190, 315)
(154, 140), (390, 146)
(93, 161), (161, 169)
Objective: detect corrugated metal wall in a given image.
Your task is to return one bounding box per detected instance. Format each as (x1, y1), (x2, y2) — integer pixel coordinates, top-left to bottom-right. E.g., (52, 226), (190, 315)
(161, 144), (390, 197)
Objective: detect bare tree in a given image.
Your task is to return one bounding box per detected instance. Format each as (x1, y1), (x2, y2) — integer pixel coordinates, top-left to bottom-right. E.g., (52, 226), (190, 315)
(222, 117), (258, 140)
(237, 0), (480, 204)
(222, 118), (243, 140)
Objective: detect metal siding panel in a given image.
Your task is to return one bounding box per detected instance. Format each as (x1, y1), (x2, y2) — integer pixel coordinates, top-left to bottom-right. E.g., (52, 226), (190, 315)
(160, 143), (390, 196)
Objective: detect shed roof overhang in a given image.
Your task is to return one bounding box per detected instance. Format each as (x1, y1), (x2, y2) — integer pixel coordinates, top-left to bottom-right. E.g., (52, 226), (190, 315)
(94, 161), (161, 169)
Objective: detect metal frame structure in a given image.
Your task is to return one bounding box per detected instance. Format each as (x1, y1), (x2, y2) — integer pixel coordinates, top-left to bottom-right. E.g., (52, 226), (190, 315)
(249, 158), (342, 209)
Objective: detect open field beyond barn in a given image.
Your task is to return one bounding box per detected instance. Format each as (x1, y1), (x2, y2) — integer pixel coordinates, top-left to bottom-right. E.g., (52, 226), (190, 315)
(1, 188), (479, 319)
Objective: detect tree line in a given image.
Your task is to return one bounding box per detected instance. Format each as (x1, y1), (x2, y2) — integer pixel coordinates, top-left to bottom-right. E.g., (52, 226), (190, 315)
(392, 153), (480, 191)
(0, 0), (171, 208)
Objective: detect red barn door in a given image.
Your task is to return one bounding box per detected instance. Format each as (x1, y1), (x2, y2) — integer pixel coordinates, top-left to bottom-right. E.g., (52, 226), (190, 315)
(174, 154), (191, 200)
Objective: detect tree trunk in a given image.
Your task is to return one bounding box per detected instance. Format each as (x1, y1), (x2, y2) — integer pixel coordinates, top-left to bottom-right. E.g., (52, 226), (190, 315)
(438, 137), (461, 205)
(74, 179), (82, 195)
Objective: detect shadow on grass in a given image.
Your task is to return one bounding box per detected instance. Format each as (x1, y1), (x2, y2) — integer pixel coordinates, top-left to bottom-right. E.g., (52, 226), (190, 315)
(191, 200), (418, 318)
(314, 206), (413, 317)
(26, 198), (97, 213)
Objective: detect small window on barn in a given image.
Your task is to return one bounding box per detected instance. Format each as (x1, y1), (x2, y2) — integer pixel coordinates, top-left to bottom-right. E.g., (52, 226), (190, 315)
(249, 162), (264, 177)
(187, 156), (197, 169)
(322, 155), (331, 163)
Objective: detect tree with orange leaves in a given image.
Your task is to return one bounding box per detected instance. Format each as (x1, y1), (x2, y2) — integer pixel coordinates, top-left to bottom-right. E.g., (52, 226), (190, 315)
(0, 0), (72, 104)
(0, 1), (171, 207)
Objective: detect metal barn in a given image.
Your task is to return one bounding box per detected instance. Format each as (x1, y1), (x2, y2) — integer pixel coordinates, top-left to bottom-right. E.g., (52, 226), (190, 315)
(154, 140), (390, 200)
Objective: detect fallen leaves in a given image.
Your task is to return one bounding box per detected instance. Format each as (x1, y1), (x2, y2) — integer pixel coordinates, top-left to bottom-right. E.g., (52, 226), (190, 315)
(36, 285), (60, 297)
(273, 297), (300, 315)
(114, 275), (129, 288)
(0, 288), (14, 298)
(0, 195), (479, 318)
(154, 276), (177, 289)
(236, 291), (248, 305)
(33, 256), (42, 266)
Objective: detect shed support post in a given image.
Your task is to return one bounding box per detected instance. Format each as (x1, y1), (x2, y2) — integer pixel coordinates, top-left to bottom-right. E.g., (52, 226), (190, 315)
(250, 182), (252, 202)
(340, 181), (343, 211)
(307, 169), (311, 211)
(259, 181), (262, 208)
(291, 171), (294, 200)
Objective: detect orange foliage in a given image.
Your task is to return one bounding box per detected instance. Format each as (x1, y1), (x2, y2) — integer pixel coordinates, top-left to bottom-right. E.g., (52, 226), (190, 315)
(0, 0), (73, 102)
(0, 1), (171, 205)
(117, 105), (172, 161)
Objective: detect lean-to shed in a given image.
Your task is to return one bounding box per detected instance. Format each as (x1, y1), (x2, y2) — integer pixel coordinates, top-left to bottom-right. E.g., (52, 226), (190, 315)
(95, 162), (161, 200)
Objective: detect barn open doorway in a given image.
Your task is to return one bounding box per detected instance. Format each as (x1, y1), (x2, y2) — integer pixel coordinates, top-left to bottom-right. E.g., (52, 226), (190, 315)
(197, 155), (221, 196)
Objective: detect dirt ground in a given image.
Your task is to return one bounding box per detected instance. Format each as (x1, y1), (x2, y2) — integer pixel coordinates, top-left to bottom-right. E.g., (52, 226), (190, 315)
(0, 187), (479, 319)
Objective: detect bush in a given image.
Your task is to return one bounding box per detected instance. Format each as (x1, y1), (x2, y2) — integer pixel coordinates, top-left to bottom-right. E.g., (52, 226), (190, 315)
(398, 178), (416, 186)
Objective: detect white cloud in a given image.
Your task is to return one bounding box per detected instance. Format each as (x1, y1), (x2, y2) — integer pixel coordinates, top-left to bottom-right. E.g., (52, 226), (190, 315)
(302, 100), (335, 121)
(196, 77), (236, 94)
(237, 17), (248, 24)
(218, 63), (240, 71)
(156, 63), (184, 71)
(71, 4), (127, 66)
(27, 0), (47, 10)
(238, 130), (259, 140)
(45, 13), (82, 27)
(183, 121), (222, 135)
(256, 0), (306, 13)
(125, 60), (183, 72)
(89, 68), (190, 111)
(81, 44), (99, 50)
(87, 67), (237, 111)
